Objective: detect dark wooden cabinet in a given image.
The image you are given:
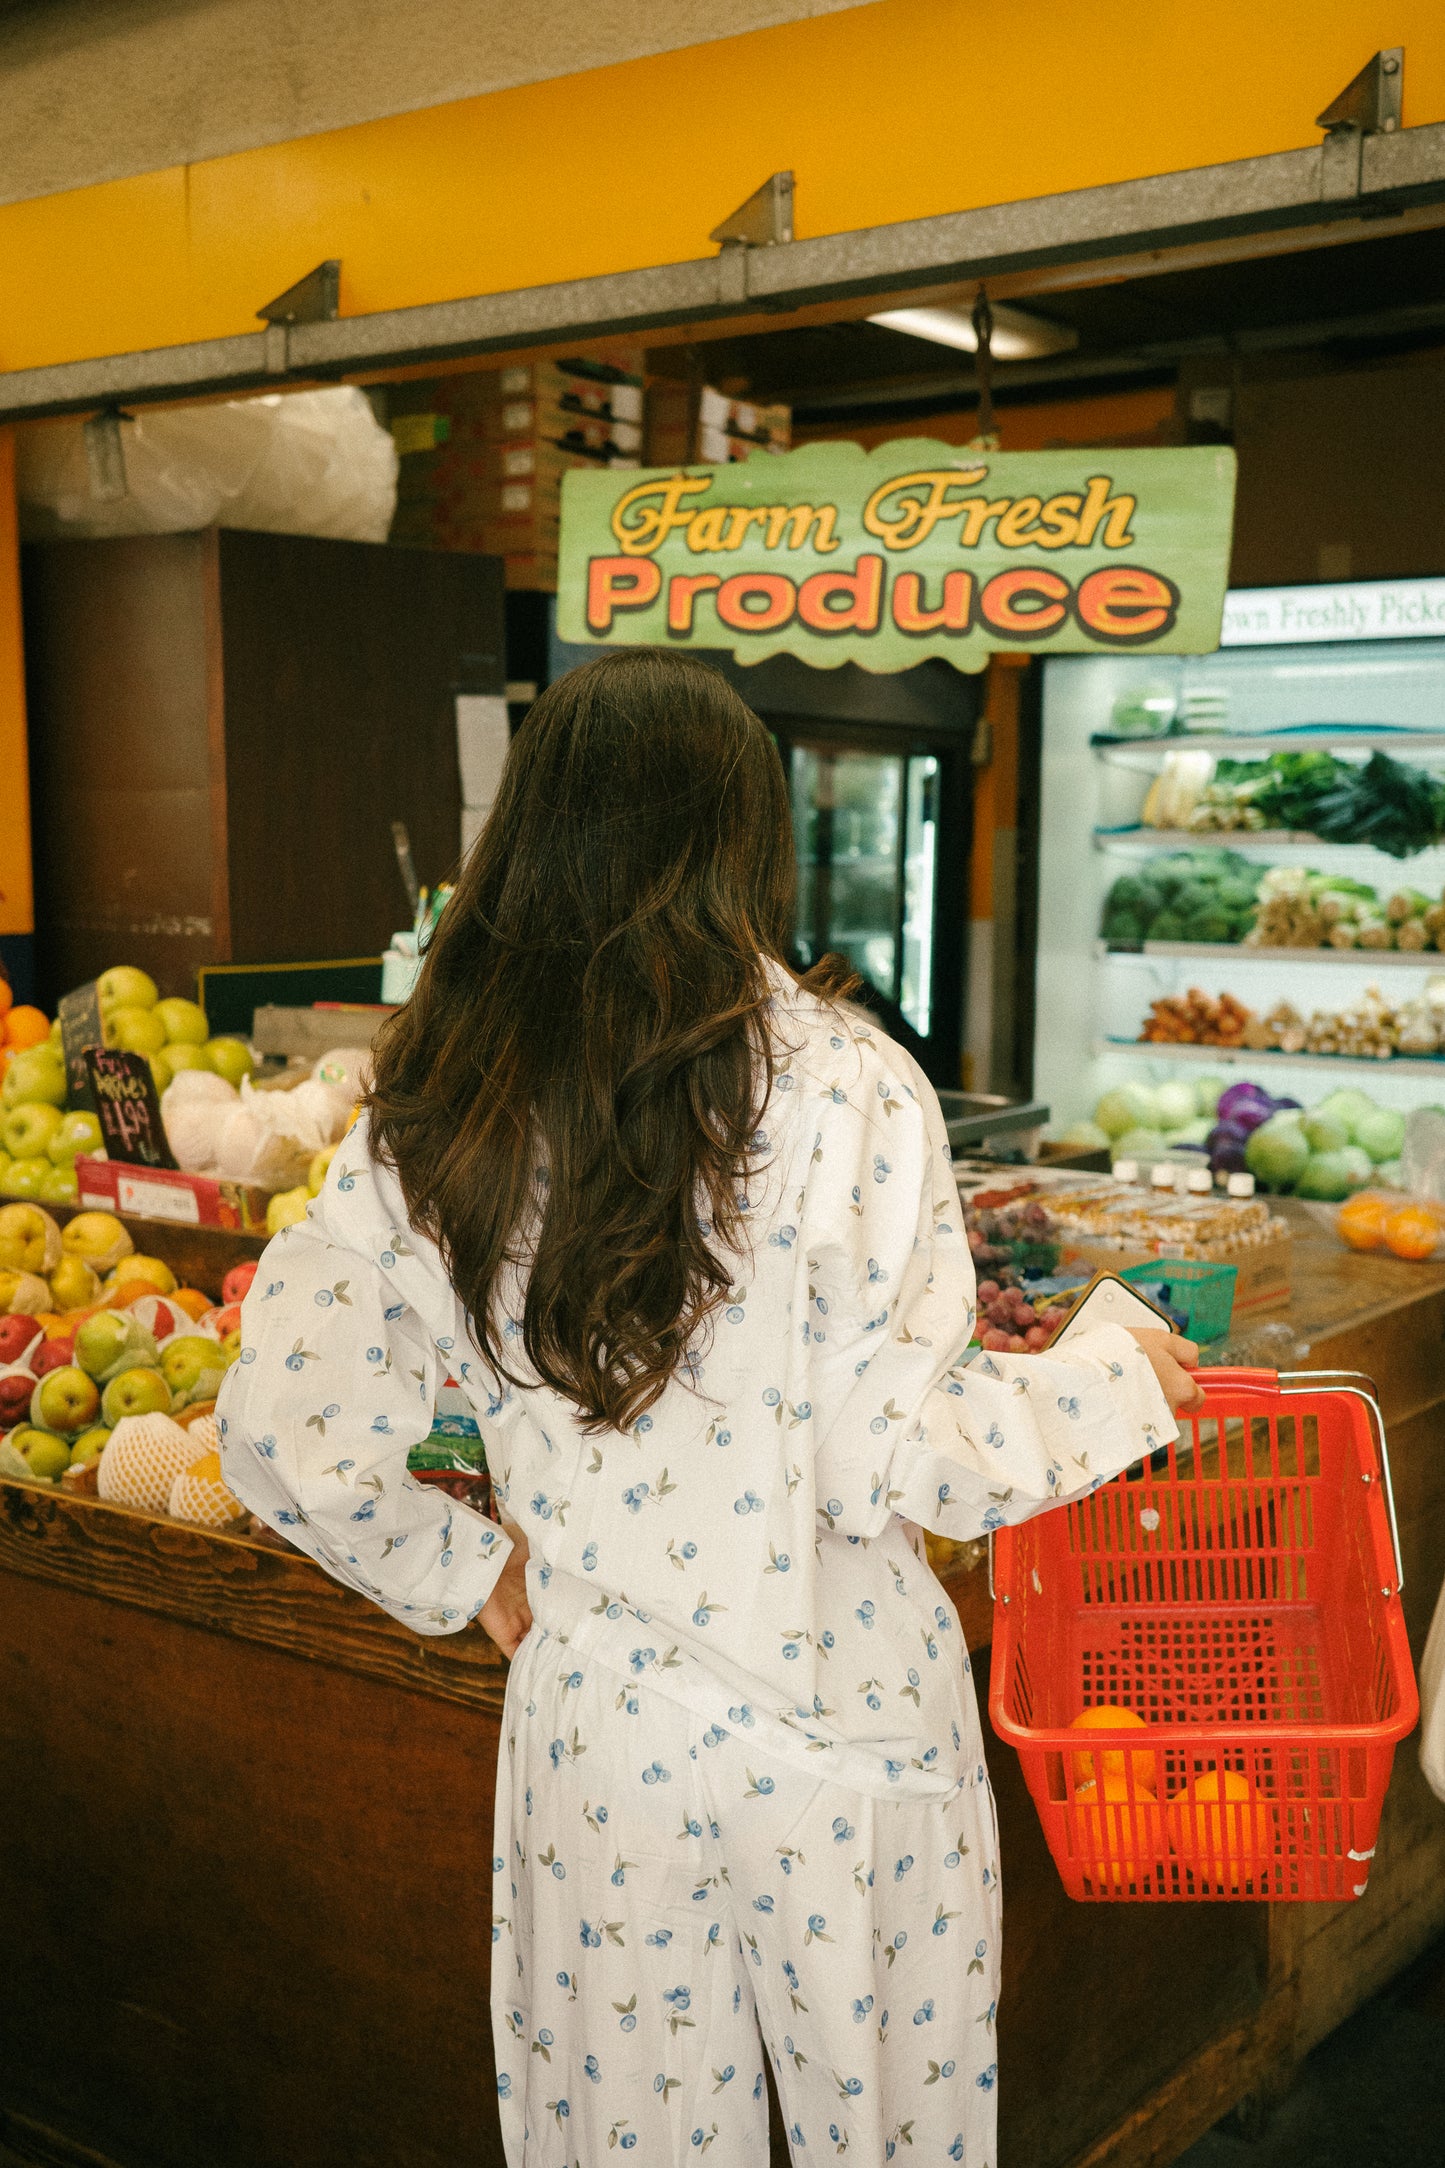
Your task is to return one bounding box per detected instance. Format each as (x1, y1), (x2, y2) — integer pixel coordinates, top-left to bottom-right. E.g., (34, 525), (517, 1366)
(22, 529), (505, 1003)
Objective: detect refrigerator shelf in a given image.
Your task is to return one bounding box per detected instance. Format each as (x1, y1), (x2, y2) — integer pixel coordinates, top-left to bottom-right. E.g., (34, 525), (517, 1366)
(1096, 941), (1445, 969)
(1090, 729), (1445, 757)
(1096, 1036), (1445, 1076)
(1095, 826), (1321, 850)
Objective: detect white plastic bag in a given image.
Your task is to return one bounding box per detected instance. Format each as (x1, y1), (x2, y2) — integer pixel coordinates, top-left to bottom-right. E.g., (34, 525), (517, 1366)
(1421, 1571), (1445, 1805)
(18, 387), (398, 544)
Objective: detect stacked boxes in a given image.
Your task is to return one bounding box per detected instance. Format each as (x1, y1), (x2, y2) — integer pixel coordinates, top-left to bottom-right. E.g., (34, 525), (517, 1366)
(646, 381), (792, 467)
(387, 353), (646, 591)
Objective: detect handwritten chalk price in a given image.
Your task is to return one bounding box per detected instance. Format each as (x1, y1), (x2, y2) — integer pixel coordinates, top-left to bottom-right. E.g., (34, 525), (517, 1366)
(81, 1047), (177, 1170)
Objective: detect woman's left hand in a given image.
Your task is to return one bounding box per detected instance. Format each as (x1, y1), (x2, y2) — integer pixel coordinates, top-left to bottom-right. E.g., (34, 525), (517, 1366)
(479, 1532), (533, 1658)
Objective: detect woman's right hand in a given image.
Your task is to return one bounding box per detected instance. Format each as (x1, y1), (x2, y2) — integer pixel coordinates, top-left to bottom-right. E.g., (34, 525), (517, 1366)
(479, 1533), (533, 1658)
(1127, 1326), (1206, 1417)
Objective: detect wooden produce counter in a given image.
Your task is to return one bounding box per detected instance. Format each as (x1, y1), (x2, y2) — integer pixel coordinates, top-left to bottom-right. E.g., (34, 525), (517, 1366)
(1, 1204), (1443, 2168)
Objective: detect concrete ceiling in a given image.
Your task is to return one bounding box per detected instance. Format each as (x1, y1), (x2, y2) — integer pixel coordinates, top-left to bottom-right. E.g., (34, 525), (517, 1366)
(0, 0), (878, 207)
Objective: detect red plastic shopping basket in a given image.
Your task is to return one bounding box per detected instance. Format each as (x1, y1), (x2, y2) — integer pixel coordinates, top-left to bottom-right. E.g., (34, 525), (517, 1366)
(989, 1370), (1418, 1902)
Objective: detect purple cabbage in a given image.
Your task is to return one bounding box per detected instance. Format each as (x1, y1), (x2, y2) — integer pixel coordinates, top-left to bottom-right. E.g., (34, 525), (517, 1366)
(1207, 1119), (1252, 1175)
(1217, 1081), (1277, 1134)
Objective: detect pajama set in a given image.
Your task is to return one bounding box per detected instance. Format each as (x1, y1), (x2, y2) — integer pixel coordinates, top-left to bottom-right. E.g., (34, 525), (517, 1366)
(218, 969), (1176, 2167)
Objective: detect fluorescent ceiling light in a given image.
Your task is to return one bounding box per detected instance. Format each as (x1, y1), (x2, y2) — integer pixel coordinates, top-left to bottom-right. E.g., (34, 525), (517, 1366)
(867, 302), (1078, 360)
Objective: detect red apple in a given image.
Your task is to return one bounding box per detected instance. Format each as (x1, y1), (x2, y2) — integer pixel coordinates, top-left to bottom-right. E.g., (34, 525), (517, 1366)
(0, 1371), (35, 1424)
(0, 1314), (42, 1367)
(32, 1335), (76, 1379)
(222, 1260), (257, 1307)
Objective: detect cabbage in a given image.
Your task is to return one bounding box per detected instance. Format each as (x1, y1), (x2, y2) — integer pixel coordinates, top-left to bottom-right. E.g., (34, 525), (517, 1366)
(1112, 1128), (1168, 1163)
(1295, 1150), (1358, 1202)
(1302, 1112), (1350, 1155)
(1208, 1119), (1252, 1175)
(1194, 1075), (1226, 1117)
(1153, 1081), (1198, 1130)
(1375, 1158), (1405, 1188)
(1311, 1088), (1376, 1142)
(1245, 1115), (1309, 1191)
(1094, 1083), (1160, 1139)
(1057, 1120), (1109, 1150)
(1353, 1106), (1406, 1164)
(1339, 1145), (1375, 1190)
(1165, 1117), (1212, 1146)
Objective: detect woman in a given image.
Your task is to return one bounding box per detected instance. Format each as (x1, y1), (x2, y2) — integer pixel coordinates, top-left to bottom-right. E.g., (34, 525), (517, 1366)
(218, 650), (1199, 2166)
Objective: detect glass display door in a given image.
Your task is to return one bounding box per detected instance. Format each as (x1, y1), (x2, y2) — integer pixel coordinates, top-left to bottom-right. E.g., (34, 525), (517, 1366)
(778, 724), (966, 1083)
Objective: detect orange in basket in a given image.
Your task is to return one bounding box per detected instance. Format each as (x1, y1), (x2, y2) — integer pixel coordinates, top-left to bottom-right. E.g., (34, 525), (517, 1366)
(1382, 1204), (1441, 1261)
(990, 1370), (1417, 1903)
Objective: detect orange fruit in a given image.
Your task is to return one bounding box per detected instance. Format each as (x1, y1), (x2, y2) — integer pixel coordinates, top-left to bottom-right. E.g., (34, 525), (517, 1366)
(5, 1005), (51, 1050)
(1068, 1704), (1156, 1791)
(1074, 1773), (1155, 1886)
(0, 980), (11, 1020)
(169, 1287), (214, 1322)
(1167, 1769), (1272, 1890)
(1384, 1204), (1440, 1262)
(1338, 1191), (1389, 1252)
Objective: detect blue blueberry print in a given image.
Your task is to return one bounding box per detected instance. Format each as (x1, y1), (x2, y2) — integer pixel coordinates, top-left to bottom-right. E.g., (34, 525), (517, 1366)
(584, 2057), (601, 2084)
(641, 1761), (670, 1785)
(832, 1817), (855, 1843)
(913, 2000), (935, 2024)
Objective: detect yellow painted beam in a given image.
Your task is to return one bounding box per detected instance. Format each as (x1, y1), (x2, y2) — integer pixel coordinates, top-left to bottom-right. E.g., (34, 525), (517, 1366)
(0, 429), (33, 938)
(0, 0), (1440, 375)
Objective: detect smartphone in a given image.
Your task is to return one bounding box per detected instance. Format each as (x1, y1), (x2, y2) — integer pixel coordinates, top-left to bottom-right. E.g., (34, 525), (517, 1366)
(1048, 1270), (1174, 1352)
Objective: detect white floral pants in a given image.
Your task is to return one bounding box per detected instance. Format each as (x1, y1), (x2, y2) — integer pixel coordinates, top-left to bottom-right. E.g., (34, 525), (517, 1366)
(492, 1622), (1002, 2165)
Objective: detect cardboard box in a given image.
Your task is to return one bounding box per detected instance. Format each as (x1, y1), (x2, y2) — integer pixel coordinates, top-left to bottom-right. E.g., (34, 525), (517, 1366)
(75, 1154), (272, 1233)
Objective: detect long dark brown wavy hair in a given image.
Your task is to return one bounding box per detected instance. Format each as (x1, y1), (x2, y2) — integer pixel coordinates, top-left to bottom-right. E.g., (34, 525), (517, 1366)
(368, 649), (853, 1432)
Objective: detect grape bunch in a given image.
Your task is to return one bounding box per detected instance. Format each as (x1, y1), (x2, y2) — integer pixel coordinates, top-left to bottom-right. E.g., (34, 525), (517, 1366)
(975, 1279), (1073, 1354)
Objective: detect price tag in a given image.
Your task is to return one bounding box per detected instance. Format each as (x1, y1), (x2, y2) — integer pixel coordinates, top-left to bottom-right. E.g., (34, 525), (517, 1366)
(82, 1047), (177, 1169)
(58, 981), (106, 1113)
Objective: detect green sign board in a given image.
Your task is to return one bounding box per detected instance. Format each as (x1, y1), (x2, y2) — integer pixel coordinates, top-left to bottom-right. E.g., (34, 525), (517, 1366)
(557, 439), (1237, 673)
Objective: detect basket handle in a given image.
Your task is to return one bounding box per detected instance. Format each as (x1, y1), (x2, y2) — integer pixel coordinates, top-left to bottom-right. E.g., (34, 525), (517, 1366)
(1276, 1369), (1405, 1598)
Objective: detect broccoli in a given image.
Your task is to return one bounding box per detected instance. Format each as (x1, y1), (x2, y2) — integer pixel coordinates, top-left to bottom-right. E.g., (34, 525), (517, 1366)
(1175, 881), (1218, 918)
(1106, 874), (1147, 912)
(1190, 908), (1235, 943)
(1150, 909), (1185, 941)
(1102, 909), (1144, 943)
(1219, 879), (1259, 913)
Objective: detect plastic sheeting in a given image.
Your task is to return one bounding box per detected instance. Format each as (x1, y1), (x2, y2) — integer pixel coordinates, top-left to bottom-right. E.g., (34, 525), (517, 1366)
(17, 386), (398, 544)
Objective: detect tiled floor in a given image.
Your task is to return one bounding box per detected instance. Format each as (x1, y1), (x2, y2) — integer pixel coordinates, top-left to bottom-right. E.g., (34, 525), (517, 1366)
(1177, 1932), (1445, 2168)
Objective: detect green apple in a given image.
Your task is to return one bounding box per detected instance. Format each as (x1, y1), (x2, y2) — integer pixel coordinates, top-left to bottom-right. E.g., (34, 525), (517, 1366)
(0, 1151), (11, 1190)
(0, 1266), (50, 1313)
(62, 1211), (132, 1273)
(101, 1366), (174, 1425)
(49, 1256), (101, 1312)
(220, 1328), (242, 1364)
(76, 1309), (157, 1382)
(31, 1364), (102, 1436)
(307, 1146), (335, 1196)
(148, 1050), (173, 1094)
(108, 1005), (168, 1056)
(205, 1038), (254, 1087)
(2, 1051), (67, 1110)
(161, 1334), (227, 1401)
(98, 966), (158, 1012)
(3, 1158), (51, 1200)
(16, 1428), (70, 1482)
(266, 1185), (310, 1235)
(2, 1102), (63, 1161)
(69, 1424), (111, 1466)
(162, 1042), (212, 1075)
(48, 1016), (63, 1045)
(155, 998), (209, 1047)
(39, 1164), (77, 1206)
(47, 1110), (103, 1166)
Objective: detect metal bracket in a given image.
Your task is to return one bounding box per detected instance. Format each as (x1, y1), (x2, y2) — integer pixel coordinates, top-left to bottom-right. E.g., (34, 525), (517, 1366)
(709, 172), (794, 251)
(1317, 49), (1403, 200)
(258, 259), (342, 326)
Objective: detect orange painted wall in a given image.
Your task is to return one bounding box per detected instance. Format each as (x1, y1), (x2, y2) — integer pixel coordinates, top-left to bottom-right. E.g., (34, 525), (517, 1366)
(0, 1), (1439, 375)
(798, 386), (1178, 454)
(0, 432), (32, 937)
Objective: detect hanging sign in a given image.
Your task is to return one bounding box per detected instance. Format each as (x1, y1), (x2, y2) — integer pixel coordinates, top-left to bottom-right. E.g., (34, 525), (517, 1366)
(558, 440), (1236, 673)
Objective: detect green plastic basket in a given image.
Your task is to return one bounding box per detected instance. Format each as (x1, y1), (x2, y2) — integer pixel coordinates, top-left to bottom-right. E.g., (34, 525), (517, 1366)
(1121, 1258), (1237, 1345)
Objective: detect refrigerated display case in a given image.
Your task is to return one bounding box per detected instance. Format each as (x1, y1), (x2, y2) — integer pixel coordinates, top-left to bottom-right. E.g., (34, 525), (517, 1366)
(1035, 579), (1445, 1130)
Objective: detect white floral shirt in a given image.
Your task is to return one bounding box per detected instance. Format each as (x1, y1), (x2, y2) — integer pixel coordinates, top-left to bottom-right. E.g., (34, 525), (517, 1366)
(219, 972), (1175, 1800)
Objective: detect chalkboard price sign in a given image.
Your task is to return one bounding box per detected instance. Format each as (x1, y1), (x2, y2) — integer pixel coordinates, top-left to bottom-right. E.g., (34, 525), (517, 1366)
(82, 1047), (178, 1169)
(58, 981), (106, 1114)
